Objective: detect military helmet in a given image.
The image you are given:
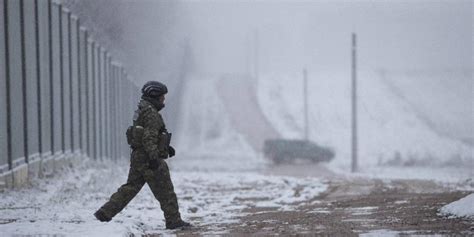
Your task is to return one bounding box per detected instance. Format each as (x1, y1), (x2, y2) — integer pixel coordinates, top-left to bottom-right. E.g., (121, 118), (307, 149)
(141, 81), (168, 98)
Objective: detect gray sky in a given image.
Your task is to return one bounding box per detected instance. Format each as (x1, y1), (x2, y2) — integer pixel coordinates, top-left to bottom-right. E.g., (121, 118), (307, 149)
(178, 0), (472, 74)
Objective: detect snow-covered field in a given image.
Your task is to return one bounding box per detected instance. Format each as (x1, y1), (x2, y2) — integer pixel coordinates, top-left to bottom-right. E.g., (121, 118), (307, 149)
(256, 71), (473, 174)
(174, 73), (473, 183)
(0, 158), (327, 236)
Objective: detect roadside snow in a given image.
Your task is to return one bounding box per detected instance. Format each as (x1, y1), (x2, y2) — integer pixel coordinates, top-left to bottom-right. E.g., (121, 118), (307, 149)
(439, 193), (474, 219)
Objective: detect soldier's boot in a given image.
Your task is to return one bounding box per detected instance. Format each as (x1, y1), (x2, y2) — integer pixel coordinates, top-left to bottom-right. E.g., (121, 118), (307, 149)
(144, 160), (189, 230)
(94, 209), (112, 222)
(166, 220), (192, 230)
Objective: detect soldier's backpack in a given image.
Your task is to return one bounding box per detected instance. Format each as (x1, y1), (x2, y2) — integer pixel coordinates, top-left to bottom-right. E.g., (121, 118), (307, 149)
(126, 125), (144, 148)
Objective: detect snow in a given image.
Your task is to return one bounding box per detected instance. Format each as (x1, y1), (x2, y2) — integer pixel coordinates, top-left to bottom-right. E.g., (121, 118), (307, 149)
(360, 229), (438, 237)
(0, 158), (327, 236)
(172, 72), (474, 185)
(349, 206), (378, 216)
(439, 193), (474, 219)
(174, 75), (264, 171)
(256, 70), (473, 173)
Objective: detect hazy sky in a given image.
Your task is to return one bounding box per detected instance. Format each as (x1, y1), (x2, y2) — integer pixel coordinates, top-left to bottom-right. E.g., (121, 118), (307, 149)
(69, 0), (472, 84)
(178, 0), (472, 74)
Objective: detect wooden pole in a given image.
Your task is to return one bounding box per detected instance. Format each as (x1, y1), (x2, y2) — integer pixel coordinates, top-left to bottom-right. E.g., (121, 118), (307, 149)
(254, 29), (259, 81)
(351, 33), (358, 172)
(303, 68), (308, 141)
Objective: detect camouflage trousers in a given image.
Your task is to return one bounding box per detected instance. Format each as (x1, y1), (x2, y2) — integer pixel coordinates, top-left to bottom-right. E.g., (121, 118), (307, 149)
(97, 149), (181, 223)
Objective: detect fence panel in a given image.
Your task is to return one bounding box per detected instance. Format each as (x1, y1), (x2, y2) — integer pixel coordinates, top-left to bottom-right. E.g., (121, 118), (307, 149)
(61, 9), (71, 154)
(105, 54), (111, 159)
(79, 28), (87, 155)
(0, 0), (8, 172)
(119, 69), (126, 158)
(70, 15), (80, 153)
(38, 0), (51, 157)
(111, 64), (118, 160)
(23, 0), (40, 162)
(51, 3), (62, 156)
(87, 40), (95, 159)
(6, 0), (26, 167)
(99, 48), (106, 160)
(94, 44), (101, 159)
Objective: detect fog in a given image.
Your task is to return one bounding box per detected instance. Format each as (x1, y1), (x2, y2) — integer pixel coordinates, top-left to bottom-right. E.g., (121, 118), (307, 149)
(180, 0), (472, 74)
(67, 0), (472, 77)
(63, 0), (473, 168)
(1, 0), (473, 235)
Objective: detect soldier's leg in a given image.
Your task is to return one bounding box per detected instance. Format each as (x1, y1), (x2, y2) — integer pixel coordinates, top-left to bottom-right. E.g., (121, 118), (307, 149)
(144, 159), (181, 224)
(96, 165), (145, 220)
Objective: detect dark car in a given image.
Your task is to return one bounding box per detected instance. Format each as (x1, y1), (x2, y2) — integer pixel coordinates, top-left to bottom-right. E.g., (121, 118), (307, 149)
(263, 139), (335, 164)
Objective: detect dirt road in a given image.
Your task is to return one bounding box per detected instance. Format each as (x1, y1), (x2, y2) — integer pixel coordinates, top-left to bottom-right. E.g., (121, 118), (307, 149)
(167, 164), (473, 236)
(228, 179), (472, 236)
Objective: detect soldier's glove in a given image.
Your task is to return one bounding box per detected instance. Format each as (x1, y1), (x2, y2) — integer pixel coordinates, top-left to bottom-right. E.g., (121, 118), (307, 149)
(168, 146), (176, 158)
(149, 158), (160, 170)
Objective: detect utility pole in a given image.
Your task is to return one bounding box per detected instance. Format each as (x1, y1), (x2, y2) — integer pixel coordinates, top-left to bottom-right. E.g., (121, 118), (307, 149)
(254, 29), (259, 81)
(303, 68), (309, 141)
(351, 33), (358, 173)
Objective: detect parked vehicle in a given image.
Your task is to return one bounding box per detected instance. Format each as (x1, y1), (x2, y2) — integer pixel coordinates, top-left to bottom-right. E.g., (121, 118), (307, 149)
(263, 139), (334, 164)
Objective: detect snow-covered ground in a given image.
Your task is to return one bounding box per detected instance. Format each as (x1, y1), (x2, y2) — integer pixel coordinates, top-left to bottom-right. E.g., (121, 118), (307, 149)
(439, 193), (474, 219)
(173, 72), (472, 183)
(174, 75), (265, 171)
(1, 71), (472, 236)
(0, 158), (327, 236)
(256, 70), (473, 177)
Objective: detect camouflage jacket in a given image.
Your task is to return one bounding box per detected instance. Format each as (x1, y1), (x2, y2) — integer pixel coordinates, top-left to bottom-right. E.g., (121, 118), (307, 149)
(133, 97), (169, 160)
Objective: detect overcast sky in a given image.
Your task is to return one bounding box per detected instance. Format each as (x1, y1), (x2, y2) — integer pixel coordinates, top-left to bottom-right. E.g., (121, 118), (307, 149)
(175, 0), (472, 74)
(71, 0), (472, 83)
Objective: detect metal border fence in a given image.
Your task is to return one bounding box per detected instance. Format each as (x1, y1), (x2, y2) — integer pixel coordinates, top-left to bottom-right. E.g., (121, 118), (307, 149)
(0, 0), (138, 181)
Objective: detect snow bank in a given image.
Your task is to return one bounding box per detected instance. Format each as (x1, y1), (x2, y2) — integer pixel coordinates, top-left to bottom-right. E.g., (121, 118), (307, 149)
(439, 193), (474, 219)
(256, 70), (473, 170)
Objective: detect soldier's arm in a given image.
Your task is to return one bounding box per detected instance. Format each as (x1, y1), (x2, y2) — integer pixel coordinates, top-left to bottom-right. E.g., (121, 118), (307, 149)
(141, 108), (165, 160)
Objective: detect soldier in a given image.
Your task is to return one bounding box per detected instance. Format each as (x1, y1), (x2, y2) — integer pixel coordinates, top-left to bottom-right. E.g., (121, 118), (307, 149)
(94, 81), (191, 230)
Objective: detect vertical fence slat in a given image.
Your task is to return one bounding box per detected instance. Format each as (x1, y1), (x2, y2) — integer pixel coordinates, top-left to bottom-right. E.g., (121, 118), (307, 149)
(61, 8), (71, 155)
(23, 0), (40, 163)
(38, 0), (51, 160)
(87, 39), (95, 159)
(51, 2), (61, 157)
(79, 27), (87, 156)
(0, 0), (9, 172)
(70, 15), (79, 154)
(6, 0), (26, 168)
(94, 44), (100, 160)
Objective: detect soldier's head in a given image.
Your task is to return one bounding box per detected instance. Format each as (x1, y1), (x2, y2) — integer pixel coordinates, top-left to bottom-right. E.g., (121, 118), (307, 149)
(142, 81), (168, 103)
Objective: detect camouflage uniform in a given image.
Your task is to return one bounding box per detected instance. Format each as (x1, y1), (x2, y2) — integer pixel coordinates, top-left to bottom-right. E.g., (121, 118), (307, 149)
(96, 97), (182, 225)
